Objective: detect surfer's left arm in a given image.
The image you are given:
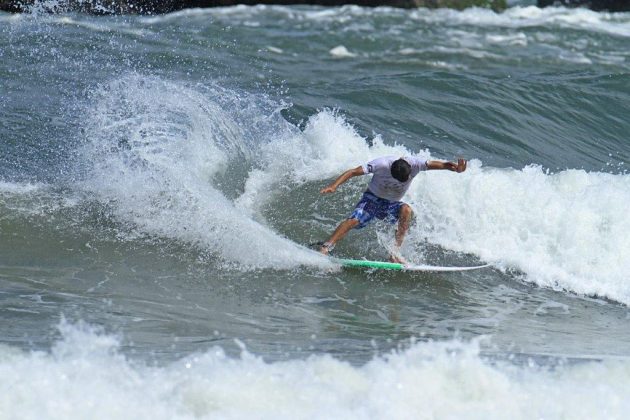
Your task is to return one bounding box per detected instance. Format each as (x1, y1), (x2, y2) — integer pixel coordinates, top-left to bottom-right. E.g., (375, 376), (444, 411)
(427, 158), (466, 173)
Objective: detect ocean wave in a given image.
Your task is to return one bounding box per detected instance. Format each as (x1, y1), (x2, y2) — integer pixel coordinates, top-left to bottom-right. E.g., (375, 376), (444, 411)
(2, 321), (629, 419)
(129, 4), (630, 72)
(137, 5), (630, 39)
(232, 107), (630, 304)
(75, 73), (630, 302)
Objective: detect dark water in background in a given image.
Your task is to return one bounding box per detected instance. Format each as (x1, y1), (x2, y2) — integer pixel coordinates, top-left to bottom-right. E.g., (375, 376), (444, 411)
(1, 4), (630, 417)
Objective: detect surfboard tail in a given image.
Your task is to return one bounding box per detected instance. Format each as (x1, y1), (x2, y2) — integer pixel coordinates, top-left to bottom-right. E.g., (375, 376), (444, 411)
(402, 263), (491, 272)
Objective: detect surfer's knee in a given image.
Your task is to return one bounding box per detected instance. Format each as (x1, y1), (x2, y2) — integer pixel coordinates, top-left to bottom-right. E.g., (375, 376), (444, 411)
(346, 218), (360, 228)
(400, 204), (413, 220)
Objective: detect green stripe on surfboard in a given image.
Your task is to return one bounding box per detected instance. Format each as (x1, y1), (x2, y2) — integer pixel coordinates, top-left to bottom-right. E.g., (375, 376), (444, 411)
(336, 258), (404, 270)
(334, 258), (491, 272)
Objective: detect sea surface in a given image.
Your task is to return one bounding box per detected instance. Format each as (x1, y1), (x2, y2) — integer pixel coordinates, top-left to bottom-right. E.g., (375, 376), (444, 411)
(1, 1), (630, 418)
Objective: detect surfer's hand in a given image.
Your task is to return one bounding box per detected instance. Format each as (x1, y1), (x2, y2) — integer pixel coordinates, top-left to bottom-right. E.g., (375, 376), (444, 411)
(446, 159), (466, 172)
(320, 185), (337, 194)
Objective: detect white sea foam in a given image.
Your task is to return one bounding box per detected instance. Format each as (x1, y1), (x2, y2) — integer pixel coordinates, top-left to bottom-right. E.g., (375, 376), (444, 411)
(485, 32), (528, 46)
(53, 16), (148, 36)
(266, 45), (284, 54)
(0, 182), (82, 217)
(558, 51), (593, 64)
(407, 164), (630, 303)
(329, 45), (357, 58)
(137, 5), (230, 24)
(408, 6), (630, 38)
(80, 75), (329, 270)
(0, 181), (43, 195)
(236, 111), (409, 217)
(22, 0), (115, 15)
(2, 322), (630, 419)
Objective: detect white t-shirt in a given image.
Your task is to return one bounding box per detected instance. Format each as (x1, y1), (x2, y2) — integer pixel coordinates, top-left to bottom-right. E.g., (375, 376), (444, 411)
(361, 156), (428, 201)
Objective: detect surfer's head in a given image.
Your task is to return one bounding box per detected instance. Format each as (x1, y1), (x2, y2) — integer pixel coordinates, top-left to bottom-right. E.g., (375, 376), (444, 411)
(391, 158), (411, 182)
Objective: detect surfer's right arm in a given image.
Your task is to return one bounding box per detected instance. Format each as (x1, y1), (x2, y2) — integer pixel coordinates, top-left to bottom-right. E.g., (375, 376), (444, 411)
(427, 158), (467, 173)
(320, 166), (364, 194)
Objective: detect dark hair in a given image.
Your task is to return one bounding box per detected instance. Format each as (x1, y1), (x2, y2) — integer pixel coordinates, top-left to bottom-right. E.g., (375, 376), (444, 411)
(391, 158), (411, 182)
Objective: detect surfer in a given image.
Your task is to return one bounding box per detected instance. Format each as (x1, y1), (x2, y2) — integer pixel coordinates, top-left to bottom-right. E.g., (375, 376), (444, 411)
(319, 156), (467, 263)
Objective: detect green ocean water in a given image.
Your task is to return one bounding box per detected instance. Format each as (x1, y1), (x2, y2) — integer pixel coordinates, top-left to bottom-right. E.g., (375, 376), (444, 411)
(1, 4), (630, 418)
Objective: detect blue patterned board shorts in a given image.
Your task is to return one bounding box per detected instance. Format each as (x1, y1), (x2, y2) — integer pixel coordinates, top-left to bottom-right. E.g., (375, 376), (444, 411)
(349, 190), (404, 229)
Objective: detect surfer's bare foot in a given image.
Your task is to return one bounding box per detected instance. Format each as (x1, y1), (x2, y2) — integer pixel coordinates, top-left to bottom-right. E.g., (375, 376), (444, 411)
(319, 242), (334, 256)
(389, 254), (407, 264)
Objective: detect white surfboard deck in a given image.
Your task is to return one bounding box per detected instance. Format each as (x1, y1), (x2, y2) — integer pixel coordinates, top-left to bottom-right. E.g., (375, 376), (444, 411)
(402, 263), (491, 272)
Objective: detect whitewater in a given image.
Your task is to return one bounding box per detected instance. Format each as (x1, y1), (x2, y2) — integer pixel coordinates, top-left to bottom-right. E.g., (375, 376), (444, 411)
(2, 322), (630, 419)
(1, 2), (630, 419)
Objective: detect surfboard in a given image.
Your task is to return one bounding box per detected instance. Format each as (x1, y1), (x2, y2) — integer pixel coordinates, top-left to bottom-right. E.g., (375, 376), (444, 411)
(336, 258), (490, 272)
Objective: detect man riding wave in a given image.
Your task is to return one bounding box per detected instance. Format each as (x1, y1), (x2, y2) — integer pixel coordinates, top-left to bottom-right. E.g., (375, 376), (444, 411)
(319, 156), (467, 263)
